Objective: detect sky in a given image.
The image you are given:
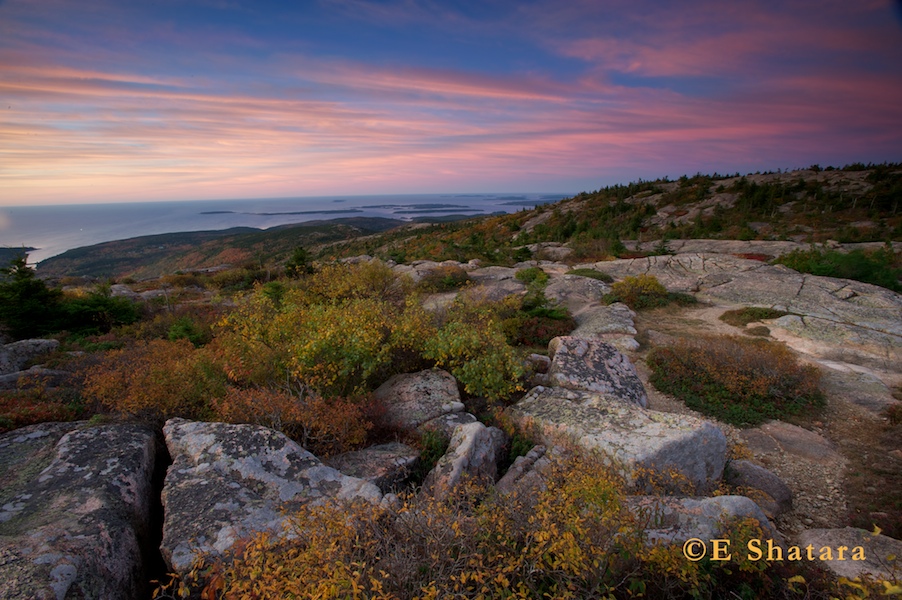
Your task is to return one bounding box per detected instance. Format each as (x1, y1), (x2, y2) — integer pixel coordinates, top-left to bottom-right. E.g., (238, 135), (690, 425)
(1, 0), (901, 207)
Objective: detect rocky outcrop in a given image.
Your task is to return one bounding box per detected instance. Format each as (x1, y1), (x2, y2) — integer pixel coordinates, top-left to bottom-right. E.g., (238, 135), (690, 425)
(423, 422), (506, 500)
(544, 274), (610, 317)
(161, 419), (382, 576)
(0, 339), (59, 376)
(508, 386), (726, 493)
(325, 442), (420, 494)
(630, 495), (780, 546)
(570, 303), (640, 353)
(724, 460), (793, 517)
(375, 369), (465, 431)
(797, 527), (902, 579)
(547, 337), (648, 407)
(580, 253), (902, 374)
(0, 422), (158, 600)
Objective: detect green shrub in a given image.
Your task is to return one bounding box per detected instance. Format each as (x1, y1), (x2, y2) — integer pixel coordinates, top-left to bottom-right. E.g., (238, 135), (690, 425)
(773, 244), (901, 292)
(424, 319), (524, 400)
(515, 266), (549, 286)
(565, 268), (613, 283)
(647, 336), (824, 427)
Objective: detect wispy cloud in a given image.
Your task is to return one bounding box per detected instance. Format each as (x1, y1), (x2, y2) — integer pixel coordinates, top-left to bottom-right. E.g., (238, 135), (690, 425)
(0, 0), (900, 204)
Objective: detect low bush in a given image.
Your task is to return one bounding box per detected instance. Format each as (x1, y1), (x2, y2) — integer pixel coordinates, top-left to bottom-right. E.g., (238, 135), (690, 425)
(418, 265), (470, 292)
(647, 336), (824, 427)
(0, 387), (85, 434)
(773, 244), (901, 292)
(509, 314), (576, 347)
(603, 274), (697, 310)
(719, 307), (790, 328)
(211, 387), (371, 456)
(424, 318), (524, 400)
(565, 268), (613, 282)
(515, 266), (549, 286)
(82, 339), (227, 423)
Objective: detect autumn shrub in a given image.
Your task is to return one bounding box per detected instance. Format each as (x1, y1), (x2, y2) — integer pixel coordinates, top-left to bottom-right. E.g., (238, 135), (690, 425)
(302, 260), (411, 304)
(210, 387), (371, 456)
(603, 274), (697, 310)
(0, 386), (85, 434)
(719, 307), (790, 328)
(647, 336), (824, 426)
(82, 339), (227, 422)
(216, 278), (435, 396)
(417, 264), (471, 292)
(160, 272), (204, 288)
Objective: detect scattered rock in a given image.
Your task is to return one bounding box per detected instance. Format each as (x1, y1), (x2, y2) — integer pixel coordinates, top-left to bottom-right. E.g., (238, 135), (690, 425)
(161, 419), (381, 576)
(547, 337), (648, 407)
(508, 386), (726, 493)
(324, 442), (420, 494)
(0, 339), (60, 376)
(724, 460), (793, 517)
(797, 527), (902, 579)
(418, 411), (479, 438)
(0, 422), (158, 600)
(374, 369), (465, 431)
(525, 353), (551, 374)
(495, 445), (551, 497)
(423, 422), (506, 500)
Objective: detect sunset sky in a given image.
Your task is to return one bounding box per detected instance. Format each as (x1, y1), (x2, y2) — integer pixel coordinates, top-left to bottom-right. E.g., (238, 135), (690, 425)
(2, 0), (901, 206)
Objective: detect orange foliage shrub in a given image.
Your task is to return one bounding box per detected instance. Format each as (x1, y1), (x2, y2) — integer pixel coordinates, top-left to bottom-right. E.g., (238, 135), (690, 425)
(210, 387), (372, 456)
(82, 339), (226, 421)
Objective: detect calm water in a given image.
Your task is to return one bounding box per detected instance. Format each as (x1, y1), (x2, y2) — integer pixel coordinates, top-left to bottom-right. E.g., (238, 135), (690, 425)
(0, 193), (568, 266)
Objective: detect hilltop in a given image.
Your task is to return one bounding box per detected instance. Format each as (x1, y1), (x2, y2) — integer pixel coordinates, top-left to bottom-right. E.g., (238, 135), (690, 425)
(35, 163), (902, 281)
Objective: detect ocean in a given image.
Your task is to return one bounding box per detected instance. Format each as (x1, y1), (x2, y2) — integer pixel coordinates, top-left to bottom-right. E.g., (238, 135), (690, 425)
(0, 192), (568, 266)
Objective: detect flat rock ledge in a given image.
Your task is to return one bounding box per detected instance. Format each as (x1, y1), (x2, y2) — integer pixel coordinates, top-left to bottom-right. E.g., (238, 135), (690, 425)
(0, 422), (157, 600)
(547, 337), (648, 408)
(797, 527), (902, 580)
(161, 419), (382, 576)
(508, 386), (726, 494)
